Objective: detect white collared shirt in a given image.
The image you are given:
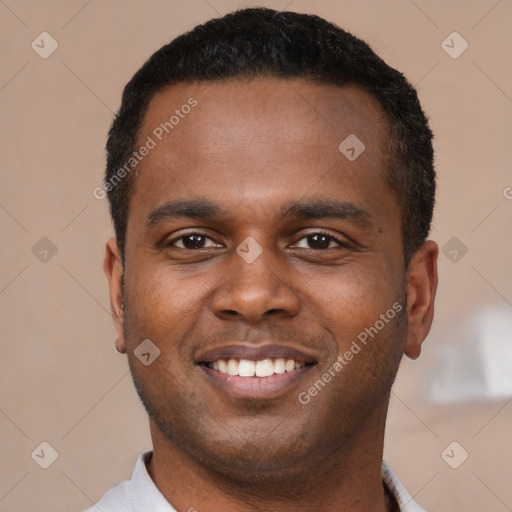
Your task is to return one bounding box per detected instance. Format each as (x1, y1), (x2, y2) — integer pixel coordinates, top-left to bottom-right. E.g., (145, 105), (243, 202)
(82, 452), (425, 512)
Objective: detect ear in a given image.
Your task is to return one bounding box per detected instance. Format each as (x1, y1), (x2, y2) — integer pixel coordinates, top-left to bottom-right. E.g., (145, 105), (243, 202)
(404, 240), (438, 360)
(103, 237), (126, 354)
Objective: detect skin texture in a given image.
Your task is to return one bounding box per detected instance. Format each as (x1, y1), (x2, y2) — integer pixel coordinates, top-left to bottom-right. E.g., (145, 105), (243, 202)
(104, 77), (438, 512)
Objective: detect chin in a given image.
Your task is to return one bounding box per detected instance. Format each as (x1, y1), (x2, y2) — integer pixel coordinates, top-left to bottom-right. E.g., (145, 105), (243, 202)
(158, 411), (321, 483)
(189, 439), (313, 486)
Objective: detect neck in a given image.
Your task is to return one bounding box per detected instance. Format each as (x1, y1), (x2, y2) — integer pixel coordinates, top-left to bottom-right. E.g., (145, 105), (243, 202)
(146, 404), (394, 512)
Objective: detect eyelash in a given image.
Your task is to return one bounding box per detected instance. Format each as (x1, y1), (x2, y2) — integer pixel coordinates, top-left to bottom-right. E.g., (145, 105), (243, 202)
(165, 231), (351, 250)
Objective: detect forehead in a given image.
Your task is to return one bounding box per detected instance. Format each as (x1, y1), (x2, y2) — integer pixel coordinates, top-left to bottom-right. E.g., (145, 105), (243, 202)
(128, 77), (394, 228)
(141, 77), (386, 154)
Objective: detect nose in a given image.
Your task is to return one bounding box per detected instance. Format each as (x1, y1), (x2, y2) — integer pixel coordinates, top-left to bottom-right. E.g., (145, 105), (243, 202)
(212, 248), (300, 323)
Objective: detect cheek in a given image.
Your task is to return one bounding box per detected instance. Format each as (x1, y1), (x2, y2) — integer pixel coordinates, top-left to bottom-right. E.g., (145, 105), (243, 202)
(123, 265), (210, 349)
(299, 263), (403, 339)
(122, 269), (204, 401)
(314, 270), (407, 389)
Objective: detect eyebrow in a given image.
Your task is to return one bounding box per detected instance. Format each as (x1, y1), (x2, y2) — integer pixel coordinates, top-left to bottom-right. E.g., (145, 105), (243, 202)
(282, 200), (372, 230)
(144, 198), (373, 231)
(145, 199), (223, 230)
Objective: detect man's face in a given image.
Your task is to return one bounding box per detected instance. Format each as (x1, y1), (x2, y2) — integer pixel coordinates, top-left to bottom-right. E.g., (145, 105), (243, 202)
(114, 78), (412, 477)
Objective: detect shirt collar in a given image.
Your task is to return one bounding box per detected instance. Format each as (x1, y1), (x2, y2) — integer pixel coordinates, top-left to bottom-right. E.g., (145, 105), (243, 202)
(129, 452), (176, 511)
(382, 461), (426, 511)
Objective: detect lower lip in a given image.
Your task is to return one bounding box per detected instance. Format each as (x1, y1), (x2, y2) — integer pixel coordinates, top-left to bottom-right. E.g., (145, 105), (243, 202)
(200, 365), (315, 400)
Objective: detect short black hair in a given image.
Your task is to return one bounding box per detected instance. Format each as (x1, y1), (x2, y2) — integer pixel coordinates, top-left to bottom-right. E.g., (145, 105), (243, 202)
(105, 7), (435, 265)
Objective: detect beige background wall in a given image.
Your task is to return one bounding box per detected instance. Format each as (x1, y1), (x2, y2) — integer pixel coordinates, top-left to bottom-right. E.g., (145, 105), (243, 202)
(1, 1), (511, 511)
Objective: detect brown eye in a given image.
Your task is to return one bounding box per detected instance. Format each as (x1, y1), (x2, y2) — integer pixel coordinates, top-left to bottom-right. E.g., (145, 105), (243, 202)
(294, 232), (346, 250)
(168, 233), (220, 249)
(306, 234), (332, 249)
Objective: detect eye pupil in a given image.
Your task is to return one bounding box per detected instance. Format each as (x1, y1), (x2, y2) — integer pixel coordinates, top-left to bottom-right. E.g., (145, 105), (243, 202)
(183, 234), (204, 249)
(308, 234), (330, 249)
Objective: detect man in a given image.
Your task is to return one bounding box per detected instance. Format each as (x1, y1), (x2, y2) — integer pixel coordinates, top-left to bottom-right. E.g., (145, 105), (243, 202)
(88, 7), (438, 512)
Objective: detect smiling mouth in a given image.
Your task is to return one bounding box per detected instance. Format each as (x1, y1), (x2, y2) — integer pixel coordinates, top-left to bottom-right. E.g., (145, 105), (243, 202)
(196, 344), (318, 398)
(204, 358), (313, 377)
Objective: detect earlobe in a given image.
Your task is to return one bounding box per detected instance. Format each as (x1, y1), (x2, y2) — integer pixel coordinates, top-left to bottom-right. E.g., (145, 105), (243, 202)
(404, 240), (438, 360)
(103, 237), (127, 353)
(115, 337), (127, 354)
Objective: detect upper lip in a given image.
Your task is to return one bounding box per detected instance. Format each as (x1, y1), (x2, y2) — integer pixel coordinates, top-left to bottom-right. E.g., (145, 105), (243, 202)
(195, 344), (318, 364)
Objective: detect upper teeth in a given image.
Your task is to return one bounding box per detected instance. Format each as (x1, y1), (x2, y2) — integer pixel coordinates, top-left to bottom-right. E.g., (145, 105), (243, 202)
(209, 358), (304, 377)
